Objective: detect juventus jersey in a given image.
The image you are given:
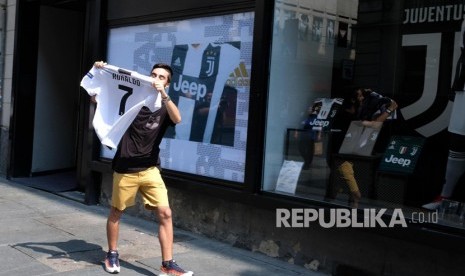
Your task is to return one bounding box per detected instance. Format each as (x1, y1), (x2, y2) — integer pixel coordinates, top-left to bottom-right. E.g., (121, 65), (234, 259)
(378, 136), (424, 174)
(312, 98), (343, 131)
(168, 42), (240, 143)
(80, 64), (161, 148)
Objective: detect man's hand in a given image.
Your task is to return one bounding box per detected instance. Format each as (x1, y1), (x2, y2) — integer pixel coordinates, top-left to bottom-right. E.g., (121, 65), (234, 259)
(94, 61), (107, 68)
(362, 120), (383, 129)
(388, 100), (398, 111)
(152, 81), (168, 97)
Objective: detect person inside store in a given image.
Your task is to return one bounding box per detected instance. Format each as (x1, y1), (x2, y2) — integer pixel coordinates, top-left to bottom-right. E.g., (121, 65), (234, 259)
(295, 102), (321, 170)
(325, 87), (398, 208)
(92, 61), (193, 276)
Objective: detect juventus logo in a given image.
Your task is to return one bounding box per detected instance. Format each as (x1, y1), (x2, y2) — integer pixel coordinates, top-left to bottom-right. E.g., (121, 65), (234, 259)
(401, 33), (456, 137)
(206, 57), (215, 77)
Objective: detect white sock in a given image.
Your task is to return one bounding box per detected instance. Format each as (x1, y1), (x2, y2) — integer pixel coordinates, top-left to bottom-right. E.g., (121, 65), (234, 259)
(441, 150), (465, 197)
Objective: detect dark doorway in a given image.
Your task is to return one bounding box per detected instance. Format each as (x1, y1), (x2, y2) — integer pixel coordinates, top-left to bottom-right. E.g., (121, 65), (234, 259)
(10, 0), (85, 194)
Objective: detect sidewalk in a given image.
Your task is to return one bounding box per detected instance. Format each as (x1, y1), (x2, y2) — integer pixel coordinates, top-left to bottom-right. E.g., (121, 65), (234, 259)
(0, 178), (327, 276)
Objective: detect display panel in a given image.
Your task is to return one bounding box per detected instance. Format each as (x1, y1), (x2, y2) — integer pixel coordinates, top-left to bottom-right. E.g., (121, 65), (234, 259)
(104, 12), (254, 182)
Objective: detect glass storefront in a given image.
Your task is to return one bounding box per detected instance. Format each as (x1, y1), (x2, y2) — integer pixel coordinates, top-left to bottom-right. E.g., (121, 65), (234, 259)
(263, 0), (357, 197)
(263, 0), (465, 230)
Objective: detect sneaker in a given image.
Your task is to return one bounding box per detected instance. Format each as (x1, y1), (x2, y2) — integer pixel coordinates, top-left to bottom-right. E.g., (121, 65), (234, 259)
(104, 250), (120, 274)
(422, 195), (447, 210)
(160, 260), (193, 276)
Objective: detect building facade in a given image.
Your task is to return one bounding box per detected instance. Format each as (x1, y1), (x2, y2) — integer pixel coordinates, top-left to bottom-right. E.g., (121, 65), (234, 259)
(2, 0), (465, 275)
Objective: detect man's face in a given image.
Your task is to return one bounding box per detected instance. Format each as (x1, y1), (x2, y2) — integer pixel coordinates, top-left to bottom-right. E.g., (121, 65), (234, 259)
(150, 68), (170, 87)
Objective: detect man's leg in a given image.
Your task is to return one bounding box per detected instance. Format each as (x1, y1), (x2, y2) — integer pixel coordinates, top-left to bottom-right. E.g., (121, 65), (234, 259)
(423, 133), (465, 210)
(156, 206), (173, 261)
(441, 133), (465, 197)
(105, 206), (123, 273)
(338, 161), (361, 208)
(141, 167), (193, 275)
(107, 206), (123, 251)
(156, 206), (193, 275)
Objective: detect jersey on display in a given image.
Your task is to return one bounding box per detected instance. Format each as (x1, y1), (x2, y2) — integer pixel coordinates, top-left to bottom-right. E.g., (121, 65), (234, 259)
(311, 97), (343, 131)
(378, 136), (425, 174)
(167, 42), (241, 144)
(80, 64), (161, 148)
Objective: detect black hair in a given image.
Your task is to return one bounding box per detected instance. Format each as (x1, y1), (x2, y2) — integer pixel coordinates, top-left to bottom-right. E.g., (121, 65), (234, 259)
(151, 63), (173, 83)
(358, 89), (392, 120)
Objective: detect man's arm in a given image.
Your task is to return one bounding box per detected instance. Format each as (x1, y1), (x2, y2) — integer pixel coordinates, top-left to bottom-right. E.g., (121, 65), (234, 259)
(362, 100), (398, 128)
(162, 96), (182, 124)
(90, 61), (107, 103)
(374, 100), (398, 123)
(152, 82), (181, 124)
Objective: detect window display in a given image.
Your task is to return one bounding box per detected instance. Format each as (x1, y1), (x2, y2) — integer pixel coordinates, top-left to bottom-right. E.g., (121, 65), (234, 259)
(264, 0), (465, 230)
(103, 12), (255, 183)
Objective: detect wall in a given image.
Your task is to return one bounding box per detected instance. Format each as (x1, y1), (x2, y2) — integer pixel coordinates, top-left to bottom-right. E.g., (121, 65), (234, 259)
(106, 0), (253, 22)
(0, 0), (16, 176)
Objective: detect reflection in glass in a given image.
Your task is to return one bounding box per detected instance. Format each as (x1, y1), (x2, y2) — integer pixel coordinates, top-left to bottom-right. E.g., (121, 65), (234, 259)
(263, 0), (358, 201)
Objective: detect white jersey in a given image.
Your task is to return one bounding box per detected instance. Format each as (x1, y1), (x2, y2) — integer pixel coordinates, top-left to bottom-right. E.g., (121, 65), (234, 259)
(80, 64), (161, 148)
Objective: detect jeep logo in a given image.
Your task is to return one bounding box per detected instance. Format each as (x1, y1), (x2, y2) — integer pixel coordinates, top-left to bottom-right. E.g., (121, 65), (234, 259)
(384, 154), (411, 167)
(310, 118), (330, 128)
(173, 74), (207, 101)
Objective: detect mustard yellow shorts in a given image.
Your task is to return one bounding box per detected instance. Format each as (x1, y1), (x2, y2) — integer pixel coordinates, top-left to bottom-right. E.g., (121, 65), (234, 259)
(111, 166), (169, 211)
(337, 161), (360, 193)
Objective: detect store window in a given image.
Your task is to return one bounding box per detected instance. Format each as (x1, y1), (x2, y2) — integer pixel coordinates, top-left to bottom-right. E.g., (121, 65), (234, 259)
(263, 0), (357, 198)
(102, 12), (255, 183)
(263, 0), (465, 231)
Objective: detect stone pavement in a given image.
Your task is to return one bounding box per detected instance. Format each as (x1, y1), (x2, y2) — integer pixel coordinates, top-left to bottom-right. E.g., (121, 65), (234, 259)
(0, 178), (327, 276)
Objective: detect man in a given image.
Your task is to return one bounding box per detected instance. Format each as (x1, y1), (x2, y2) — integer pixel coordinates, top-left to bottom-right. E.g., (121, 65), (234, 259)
(92, 61), (193, 275)
(326, 88), (397, 208)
